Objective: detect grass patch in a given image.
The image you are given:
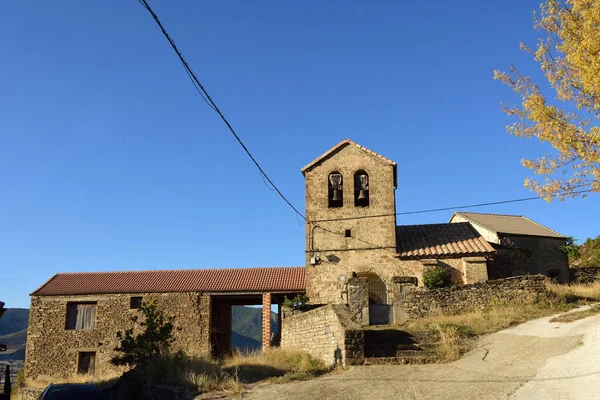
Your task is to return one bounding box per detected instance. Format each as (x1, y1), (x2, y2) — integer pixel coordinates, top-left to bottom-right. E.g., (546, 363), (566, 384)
(546, 280), (600, 301)
(550, 305), (600, 323)
(406, 293), (583, 362)
(24, 370), (123, 390)
(24, 349), (327, 396)
(223, 348), (330, 383)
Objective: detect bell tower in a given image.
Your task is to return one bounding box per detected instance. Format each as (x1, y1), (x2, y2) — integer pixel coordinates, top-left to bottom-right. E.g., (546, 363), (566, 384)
(301, 139), (398, 304)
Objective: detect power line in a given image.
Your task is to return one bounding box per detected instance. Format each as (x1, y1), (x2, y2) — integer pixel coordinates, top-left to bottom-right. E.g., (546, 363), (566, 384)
(310, 189), (594, 223)
(138, 0), (306, 220)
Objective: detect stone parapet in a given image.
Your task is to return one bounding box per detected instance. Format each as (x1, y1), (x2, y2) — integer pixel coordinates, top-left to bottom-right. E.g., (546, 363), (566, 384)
(281, 304), (363, 366)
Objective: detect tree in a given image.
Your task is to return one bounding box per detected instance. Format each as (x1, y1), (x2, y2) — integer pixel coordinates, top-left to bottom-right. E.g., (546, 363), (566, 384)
(111, 300), (176, 367)
(494, 0), (600, 200)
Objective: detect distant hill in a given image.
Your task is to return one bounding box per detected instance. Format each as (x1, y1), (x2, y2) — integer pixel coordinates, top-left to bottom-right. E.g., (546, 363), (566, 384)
(231, 306), (278, 353)
(0, 309), (28, 336)
(0, 310), (29, 362)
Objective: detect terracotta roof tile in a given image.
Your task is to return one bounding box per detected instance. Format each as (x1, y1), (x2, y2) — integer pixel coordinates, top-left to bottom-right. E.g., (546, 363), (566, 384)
(451, 212), (566, 238)
(301, 139), (396, 174)
(32, 267), (306, 296)
(396, 222), (495, 259)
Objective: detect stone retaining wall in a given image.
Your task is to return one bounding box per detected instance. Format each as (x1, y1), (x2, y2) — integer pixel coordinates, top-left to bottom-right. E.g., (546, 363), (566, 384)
(570, 267), (600, 284)
(394, 275), (548, 322)
(18, 388), (43, 400)
(281, 304), (363, 366)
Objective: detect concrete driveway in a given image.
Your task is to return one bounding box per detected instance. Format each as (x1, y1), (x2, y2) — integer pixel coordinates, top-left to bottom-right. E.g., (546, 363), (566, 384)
(242, 307), (600, 400)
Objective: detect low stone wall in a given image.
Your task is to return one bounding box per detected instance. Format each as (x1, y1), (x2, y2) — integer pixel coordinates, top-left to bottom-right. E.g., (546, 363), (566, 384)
(18, 388), (44, 400)
(570, 267), (600, 284)
(281, 304), (363, 366)
(395, 275), (548, 322)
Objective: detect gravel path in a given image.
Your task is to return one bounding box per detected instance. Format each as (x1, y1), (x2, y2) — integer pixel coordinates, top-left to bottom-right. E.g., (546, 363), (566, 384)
(241, 306), (600, 400)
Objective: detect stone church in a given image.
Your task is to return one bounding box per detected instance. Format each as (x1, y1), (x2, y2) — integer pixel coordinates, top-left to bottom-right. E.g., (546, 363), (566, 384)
(23, 139), (568, 377)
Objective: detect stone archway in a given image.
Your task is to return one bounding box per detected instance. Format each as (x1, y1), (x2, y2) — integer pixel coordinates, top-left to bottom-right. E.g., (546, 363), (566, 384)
(357, 273), (391, 325)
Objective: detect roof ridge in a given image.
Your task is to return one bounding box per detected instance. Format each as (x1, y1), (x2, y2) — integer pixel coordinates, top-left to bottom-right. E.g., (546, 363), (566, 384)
(454, 211), (524, 218)
(51, 266), (305, 276)
(520, 216), (566, 237)
(301, 139), (396, 174)
(396, 222), (471, 228)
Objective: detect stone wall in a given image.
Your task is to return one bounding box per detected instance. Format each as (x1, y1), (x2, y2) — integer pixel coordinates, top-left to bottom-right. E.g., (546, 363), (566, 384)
(570, 267), (600, 284)
(501, 235), (569, 283)
(280, 304), (363, 366)
(25, 292), (211, 381)
(17, 388), (43, 400)
(394, 275), (548, 322)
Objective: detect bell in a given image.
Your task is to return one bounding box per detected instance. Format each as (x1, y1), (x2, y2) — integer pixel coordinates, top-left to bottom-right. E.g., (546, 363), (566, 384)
(357, 189), (367, 200)
(332, 189), (342, 201)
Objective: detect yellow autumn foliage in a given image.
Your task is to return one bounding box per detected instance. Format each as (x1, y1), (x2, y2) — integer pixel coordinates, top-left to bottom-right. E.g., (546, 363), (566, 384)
(494, 0), (600, 200)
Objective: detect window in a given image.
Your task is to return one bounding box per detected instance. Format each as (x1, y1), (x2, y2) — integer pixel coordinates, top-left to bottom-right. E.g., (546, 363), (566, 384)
(354, 171), (369, 207)
(328, 172), (343, 208)
(345, 229), (352, 238)
(78, 352), (96, 375)
(130, 296), (143, 309)
(66, 302), (96, 330)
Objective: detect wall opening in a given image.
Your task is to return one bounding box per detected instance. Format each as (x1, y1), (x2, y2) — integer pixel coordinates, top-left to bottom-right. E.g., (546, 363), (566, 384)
(354, 171), (369, 207)
(357, 273), (391, 325)
(77, 352), (96, 375)
(328, 172), (343, 208)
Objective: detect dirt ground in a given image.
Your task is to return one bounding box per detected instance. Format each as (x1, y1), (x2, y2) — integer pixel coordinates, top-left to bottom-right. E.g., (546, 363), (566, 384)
(240, 306), (600, 400)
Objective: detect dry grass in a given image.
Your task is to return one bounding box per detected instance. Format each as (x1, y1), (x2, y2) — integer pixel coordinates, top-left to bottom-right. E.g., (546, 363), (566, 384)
(550, 305), (600, 323)
(24, 370), (123, 389)
(406, 295), (580, 362)
(546, 281), (600, 301)
(223, 348), (329, 383)
(24, 349), (327, 396)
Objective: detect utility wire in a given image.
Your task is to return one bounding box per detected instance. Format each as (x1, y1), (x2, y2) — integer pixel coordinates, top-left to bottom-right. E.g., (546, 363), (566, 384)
(137, 0), (594, 231)
(310, 189), (594, 223)
(138, 0), (306, 220)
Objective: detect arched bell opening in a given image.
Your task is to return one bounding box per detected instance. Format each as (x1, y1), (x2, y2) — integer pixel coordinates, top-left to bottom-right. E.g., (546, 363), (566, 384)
(328, 172), (343, 208)
(354, 171), (369, 207)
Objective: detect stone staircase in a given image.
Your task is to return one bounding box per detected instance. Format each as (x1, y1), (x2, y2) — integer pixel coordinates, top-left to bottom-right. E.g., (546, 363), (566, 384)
(363, 329), (436, 364)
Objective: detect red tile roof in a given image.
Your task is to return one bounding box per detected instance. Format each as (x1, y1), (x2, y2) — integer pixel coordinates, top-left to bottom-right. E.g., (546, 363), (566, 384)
(301, 139), (397, 175)
(396, 222), (495, 259)
(32, 267), (306, 296)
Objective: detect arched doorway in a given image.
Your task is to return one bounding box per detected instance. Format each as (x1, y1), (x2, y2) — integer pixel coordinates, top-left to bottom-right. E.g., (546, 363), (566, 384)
(357, 273), (391, 325)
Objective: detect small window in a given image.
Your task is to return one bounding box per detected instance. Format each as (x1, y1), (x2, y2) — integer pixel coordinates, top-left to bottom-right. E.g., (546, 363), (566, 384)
(66, 302), (97, 330)
(328, 172), (343, 208)
(130, 296), (143, 309)
(78, 352), (96, 375)
(345, 229), (352, 238)
(354, 171), (369, 207)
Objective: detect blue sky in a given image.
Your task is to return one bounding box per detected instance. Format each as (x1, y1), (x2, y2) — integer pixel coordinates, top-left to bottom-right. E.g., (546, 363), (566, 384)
(1, 0), (598, 308)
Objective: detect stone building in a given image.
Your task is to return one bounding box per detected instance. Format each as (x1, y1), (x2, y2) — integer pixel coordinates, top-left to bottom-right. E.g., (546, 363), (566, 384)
(450, 212), (569, 282)
(302, 139), (495, 323)
(24, 139), (570, 375)
(24, 268), (304, 380)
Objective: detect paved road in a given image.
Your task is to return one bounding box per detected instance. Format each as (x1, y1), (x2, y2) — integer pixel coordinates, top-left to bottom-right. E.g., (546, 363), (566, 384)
(242, 306), (600, 400)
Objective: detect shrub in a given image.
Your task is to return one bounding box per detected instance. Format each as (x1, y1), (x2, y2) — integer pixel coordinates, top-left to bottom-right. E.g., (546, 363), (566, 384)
(283, 294), (310, 311)
(423, 267), (450, 289)
(111, 300), (176, 367)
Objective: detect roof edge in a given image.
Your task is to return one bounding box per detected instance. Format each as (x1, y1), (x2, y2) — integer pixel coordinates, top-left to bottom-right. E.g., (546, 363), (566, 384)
(301, 139), (397, 175)
(30, 274), (60, 296)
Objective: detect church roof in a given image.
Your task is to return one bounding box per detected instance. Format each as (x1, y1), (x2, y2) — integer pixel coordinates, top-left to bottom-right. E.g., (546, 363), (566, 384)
(301, 139), (397, 175)
(31, 267), (306, 296)
(450, 212), (566, 238)
(396, 222), (495, 259)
